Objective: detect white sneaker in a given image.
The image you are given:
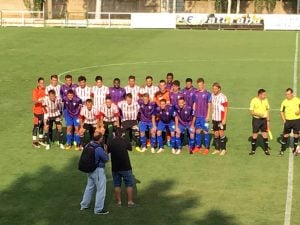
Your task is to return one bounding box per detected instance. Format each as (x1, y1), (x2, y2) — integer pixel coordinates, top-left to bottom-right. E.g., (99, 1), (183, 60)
(151, 148), (156, 153)
(59, 144), (65, 150)
(141, 147), (147, 153)
(171, 148), (176, 154)
(45, 144), (50, 150)
(176, 149), (181, 155)
(157, 148), (164, 153)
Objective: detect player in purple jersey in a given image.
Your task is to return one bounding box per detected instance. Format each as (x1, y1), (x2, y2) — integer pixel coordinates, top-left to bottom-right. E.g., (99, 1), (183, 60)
(174, 98), (195, 154)
(60, 74), (78, 99)
(156, 99), (176, 153)
(170, 80), (184, 107)
(182, 78), (196, 107)
(109, 78), (126, 104)
(166, 72), (174, 91)
(137, 93), (157, 153)
(63, 89), (82, 150)
(193, 78), (212, 154)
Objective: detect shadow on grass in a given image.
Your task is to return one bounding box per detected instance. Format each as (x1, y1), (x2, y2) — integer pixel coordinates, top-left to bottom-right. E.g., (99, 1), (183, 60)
(0, 157), (239, 225)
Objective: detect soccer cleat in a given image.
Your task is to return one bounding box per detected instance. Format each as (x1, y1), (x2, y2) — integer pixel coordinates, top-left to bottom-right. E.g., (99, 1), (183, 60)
(45, 144), (50, 150)
(175, 149), (181, 155)
(189, 149), (193, 154)
(171, 148), (176, 154)
(167, 140), (171, 147)
(220, 150), (226, 156)
(146, 140), (151, 147)
(135, 146), (142, 152)
(140, 147), (147, 153)
(249, 150), (255, 155)
(192, 146), (201, 153)
(157, 148), (164, 154)
(32, 142), (40, 149)
(59, 144), (65, 150)
(74, 145), (80, 151)
(279, 151), (284, 156)
(203, 149), (210, 155)
(94, 209), (109, 215)
(65, 145), (72, 150)
(151, 148), (156, 154)
(212, 150), (220, 155)
(264, 150), (270, 156)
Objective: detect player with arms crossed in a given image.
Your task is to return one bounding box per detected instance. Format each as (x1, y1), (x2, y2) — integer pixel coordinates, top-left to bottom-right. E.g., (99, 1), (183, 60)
(193, 78), (212, 155)
(42, 90), (64, 150)
(118, 93), (140, 148)
(124, 75), (140, 103)
(279, 88), (300, 155)
(174, 98), (195, 154)
(32, 77), (46, 148)
(137, 93), (157, 153)
(211, 82), (228, 156)
(170, 80), (184, 107)
(76, 76), (91, 103)
(63, 89), (82, 150)
(156, 99), (176, 153)
(182, 78), (196, 107)
(249, 89), (271, 156)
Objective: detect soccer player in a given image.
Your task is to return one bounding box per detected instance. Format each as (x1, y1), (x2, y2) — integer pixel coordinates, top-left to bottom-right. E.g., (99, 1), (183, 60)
(79, 99), (100, 147)
(140, 76), (159, 101)
(211, 82), (228, 156)
(182, 78), (196, 107)
(42, 90), (64, 150)
(109, 78), (126, 104)
(118, 93), (140, 147)
(60, 74), (78, 99)
(193, 78), (212, 155)
(156, 99), (176, 153)
(91, 75), (109, 110)
(76, 75), (91, 103)
(249, 89), (270, 156)
(99, 96), (120, 143)
(124, 75), (140, 102)
(166, 72), (174, 91)
(46, 74), (61, 99)
(170, 80), (184, 107)
(174, 98), (195, 154)
(32, 77), (46, 148)
(154, 80), (170, 107)
(63, 89), (82, 150)
(279, 88), (300, 155)
(137, 93), (157, 153)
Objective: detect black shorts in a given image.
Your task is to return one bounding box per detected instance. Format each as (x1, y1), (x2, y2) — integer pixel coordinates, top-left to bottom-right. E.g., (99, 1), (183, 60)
(83, 123), (96, 132)
(34, 113), (44, 125)
(46, 116), (62, 126)
(283, 119), (300, 135)
(252, 117), (267, 133)
(212, 120), (226, 131)
(121, 120), (138, 130)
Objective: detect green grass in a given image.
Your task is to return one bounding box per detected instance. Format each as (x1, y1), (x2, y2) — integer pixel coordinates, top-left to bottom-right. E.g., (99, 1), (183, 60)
(0, 28), (299, 225)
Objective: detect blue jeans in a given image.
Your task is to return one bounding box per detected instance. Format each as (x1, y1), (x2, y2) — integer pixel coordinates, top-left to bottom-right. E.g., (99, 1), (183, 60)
(80, 167), (106, 213)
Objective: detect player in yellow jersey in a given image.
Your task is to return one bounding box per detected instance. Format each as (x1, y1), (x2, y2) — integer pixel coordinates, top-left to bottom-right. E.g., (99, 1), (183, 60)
(249, 89), (271, 155)
(279, 88), (300, 155)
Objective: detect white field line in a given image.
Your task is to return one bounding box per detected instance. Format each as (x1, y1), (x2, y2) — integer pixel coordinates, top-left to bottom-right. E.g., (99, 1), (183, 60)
(284, 32), (298, 225)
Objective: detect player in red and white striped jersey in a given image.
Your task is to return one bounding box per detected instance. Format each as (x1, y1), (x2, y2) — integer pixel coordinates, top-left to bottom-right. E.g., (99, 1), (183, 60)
(91, 75), (109, 111)
(75, 75), (91, 103)
(45, 74), (61, 99)
(79, 99), (101, 147)
(99, 96), (120, 143)
(211, 82), (228, 155)
(140, 76), (159, 101)
(124, 75), (141, 102)
(118, 93), (140, 147)
(42, 89), (64, 150)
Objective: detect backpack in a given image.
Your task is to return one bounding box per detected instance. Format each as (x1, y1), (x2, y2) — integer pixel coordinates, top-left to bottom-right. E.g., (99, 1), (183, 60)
(78, 142), (98, 173)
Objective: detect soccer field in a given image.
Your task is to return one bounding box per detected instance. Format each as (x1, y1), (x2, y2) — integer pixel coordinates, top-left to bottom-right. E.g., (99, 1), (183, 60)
(0, 28), (299, 225)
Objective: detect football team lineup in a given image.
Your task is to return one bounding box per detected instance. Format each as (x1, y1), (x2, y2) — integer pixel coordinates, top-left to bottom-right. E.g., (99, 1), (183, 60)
(2, 28), (300, 225)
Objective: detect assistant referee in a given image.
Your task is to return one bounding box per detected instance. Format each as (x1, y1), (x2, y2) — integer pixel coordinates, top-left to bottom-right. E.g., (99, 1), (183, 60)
(249, 89), (271, 155)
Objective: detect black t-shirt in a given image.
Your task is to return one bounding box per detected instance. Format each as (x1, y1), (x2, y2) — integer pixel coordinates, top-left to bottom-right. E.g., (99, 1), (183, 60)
(107, 136), (132, 172)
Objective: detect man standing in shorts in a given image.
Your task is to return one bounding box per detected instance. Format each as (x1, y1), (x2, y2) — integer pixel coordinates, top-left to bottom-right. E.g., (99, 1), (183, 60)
(107, 128), (136, 207)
